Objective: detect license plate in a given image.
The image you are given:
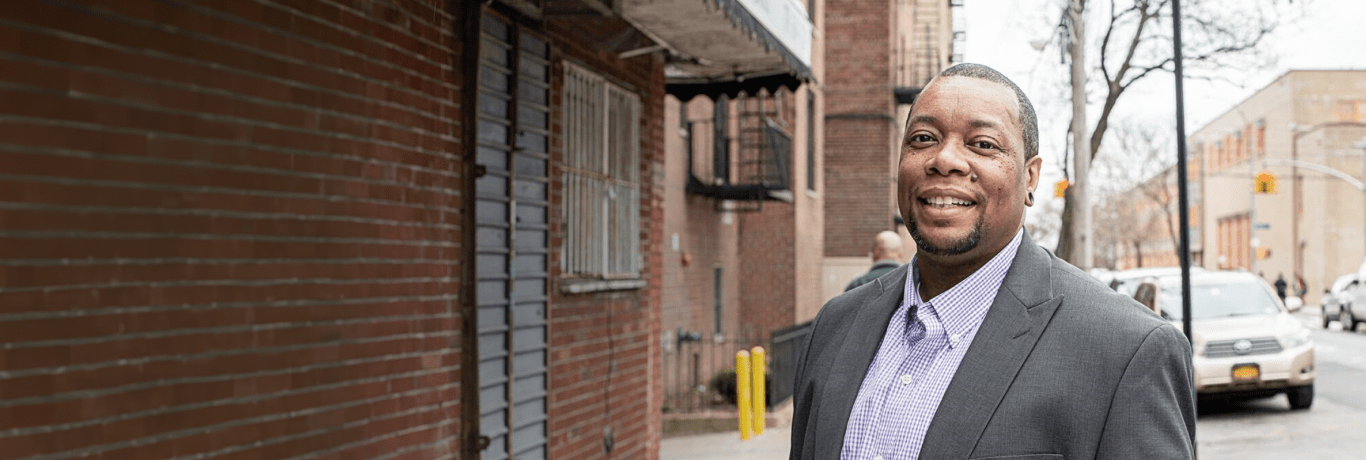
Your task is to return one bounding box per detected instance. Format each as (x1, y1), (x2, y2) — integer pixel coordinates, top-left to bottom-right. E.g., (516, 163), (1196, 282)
(1231, 363), (1260, 382)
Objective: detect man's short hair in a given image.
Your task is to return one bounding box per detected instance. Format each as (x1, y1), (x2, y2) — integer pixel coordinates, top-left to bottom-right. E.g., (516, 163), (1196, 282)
(919, 63), (1039, 160)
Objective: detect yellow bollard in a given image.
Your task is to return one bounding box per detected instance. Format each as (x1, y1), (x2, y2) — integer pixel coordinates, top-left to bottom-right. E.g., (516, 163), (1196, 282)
(751, 346), (766, 436)
(736, 350), (753, 441)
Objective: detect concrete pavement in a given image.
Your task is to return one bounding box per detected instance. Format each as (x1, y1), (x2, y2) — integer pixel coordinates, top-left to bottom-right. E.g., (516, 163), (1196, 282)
(660, 426), (791, 460)
(661, 397), (794, 459)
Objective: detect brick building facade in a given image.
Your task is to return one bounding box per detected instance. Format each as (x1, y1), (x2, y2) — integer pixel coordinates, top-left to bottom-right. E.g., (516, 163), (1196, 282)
(654, 0), (821, 412)
(819, 0), (957, 302)
(0, 0), (674, 458)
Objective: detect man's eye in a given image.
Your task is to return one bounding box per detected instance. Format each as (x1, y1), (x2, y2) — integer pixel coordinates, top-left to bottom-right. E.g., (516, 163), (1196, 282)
(973, 141), (998, 150)
(910, 134), (935, 143)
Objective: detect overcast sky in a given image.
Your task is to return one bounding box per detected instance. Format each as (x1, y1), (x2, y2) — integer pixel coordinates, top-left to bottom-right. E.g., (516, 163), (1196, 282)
(958, 0), (1366, 235)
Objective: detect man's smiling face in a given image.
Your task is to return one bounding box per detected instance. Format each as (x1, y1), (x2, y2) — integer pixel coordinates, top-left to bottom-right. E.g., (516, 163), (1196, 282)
(898, 76), (1041, 262)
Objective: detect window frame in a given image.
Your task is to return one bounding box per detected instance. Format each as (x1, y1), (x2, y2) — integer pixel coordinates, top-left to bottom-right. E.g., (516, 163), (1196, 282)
(559, 63), (644, 293)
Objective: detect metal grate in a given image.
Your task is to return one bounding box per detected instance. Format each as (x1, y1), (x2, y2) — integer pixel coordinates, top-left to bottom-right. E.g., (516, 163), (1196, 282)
(1203, 337), (1283, 358)
(562, 64), (641, 278)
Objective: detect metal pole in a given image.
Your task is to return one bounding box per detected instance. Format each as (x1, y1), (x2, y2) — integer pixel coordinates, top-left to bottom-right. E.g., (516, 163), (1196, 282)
(1069, 0), (1093, 270)
(1171, 0), (1194, 344)
(1250, 141), (1257, 274)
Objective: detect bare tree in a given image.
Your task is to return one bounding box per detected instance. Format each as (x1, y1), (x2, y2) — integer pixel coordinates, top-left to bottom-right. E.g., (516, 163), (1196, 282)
(1091, 121), (1181, 268)
(1054, 0), (1301, 261)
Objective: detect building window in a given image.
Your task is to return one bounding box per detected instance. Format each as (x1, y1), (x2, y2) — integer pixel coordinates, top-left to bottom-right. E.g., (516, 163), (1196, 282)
(562, 64), (641, 278)
(714, 95), (731, 184)
(714, 267), (724, 335)
(806, 89), (816, 192)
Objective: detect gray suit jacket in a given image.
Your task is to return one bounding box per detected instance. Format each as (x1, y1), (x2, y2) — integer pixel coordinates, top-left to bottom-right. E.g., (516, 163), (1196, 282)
(789, 231), (1196, 459)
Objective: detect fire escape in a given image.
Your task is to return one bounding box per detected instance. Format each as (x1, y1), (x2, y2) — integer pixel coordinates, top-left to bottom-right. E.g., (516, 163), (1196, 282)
(894, 0), (965, 105)
(684, 91), (793, 212)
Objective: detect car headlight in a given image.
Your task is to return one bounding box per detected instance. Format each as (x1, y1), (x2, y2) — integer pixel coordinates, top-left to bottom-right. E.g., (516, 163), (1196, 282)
(1282, 328), (1312, 348)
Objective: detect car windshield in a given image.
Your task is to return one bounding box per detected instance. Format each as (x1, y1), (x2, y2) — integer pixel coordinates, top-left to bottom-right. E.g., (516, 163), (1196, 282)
(1157, 281), (1281, 320)
(1332, 275), (1356, 294)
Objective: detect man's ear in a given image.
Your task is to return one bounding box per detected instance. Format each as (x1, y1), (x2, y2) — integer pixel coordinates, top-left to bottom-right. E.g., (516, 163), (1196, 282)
(1024, 154), (1043, 199)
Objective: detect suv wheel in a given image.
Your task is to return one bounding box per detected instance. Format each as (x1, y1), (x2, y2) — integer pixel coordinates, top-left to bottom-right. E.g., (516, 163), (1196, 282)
(1323, 309), (1333, 329)
(1287, 384), (1314, 410)
(1345, 309), (1357, 332)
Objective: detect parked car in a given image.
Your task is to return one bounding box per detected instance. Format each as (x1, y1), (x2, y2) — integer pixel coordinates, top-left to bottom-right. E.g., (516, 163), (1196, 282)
(1150, 271), (1315, 409)
(1107, 266), (1205, 298)
(1321, 274), (1357, 329)
(1342, 278), (1366, 332)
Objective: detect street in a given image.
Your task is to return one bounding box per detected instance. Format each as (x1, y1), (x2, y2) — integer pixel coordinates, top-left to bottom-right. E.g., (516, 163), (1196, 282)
(1197, 312), (1366, 459)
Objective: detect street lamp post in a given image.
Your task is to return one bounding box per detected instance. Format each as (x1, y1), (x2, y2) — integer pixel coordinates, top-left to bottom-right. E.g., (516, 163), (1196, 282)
(1358, 138), (1366, 259)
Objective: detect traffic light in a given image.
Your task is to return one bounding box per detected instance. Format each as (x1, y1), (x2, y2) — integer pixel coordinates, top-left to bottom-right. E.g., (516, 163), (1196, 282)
(1255, 171), (1277, 194)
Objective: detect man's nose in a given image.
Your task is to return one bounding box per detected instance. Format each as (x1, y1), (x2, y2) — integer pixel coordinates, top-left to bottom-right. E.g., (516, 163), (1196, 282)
(926, 141), (970, 177)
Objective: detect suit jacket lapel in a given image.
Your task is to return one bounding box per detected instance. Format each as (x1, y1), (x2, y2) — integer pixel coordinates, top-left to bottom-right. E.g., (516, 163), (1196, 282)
(813, 265), (908, 459)
(918, 231), (1064, 459)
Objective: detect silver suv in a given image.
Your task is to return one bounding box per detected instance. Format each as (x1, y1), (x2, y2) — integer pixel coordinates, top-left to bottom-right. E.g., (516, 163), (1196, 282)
(1152, 271), (1315, 409)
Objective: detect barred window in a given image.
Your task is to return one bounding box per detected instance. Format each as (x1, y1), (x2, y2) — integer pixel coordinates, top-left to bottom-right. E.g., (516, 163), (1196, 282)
(562, 64), (641, 279)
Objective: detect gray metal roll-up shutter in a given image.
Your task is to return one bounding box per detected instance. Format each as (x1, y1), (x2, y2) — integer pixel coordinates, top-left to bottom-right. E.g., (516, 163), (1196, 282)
(474, 11), (549, 460)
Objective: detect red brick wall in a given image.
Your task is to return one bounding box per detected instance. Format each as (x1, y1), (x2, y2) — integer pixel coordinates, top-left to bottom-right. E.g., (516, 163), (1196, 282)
(544, 19), (664, 460)
(823, 0), (900, 258)
(0, 0), (462, 458)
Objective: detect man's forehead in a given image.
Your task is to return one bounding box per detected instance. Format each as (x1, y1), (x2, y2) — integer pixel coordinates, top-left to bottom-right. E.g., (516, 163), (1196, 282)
(912, 76), (1020, 121)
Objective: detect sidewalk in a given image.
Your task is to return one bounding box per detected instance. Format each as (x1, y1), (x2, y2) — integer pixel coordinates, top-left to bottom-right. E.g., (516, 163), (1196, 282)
(660, 426), (791, 460)
(660, 398), (794, 459)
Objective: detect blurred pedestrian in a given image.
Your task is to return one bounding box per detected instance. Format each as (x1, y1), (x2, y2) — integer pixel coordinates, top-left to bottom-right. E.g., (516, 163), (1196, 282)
(1275, 273), (1288, 301)
(1295, 273), (1307, 298)
(844, 231), (905, 292)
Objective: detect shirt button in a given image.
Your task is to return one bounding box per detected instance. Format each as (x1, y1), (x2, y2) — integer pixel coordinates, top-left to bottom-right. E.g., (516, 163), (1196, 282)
(900, 374), (913, 385)
(950, 334), (961, 346)
(874, 456), (885, 460)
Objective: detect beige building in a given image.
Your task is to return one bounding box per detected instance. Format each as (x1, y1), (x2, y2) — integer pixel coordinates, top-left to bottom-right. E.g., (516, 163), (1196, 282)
(1128, 70), (1366, 305)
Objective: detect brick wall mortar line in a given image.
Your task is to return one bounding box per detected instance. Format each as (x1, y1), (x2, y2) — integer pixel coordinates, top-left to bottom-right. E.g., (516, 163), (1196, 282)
(0, 114), (461, 174)
(0, 330), (456, 379)
(0, 276), (455, 294)
(0, 50), (454, 139)
(12, 382), (459, 460)
(298, 0), (456, 41)
(0, 172), (460, 215)
(254, 0), (457, 54)
(0, 348), (452, 409)
(25, 0), (457, 108)
(0, 202), (460, 232)
(0, 17), (453, 119)
(0, 82), (457, 153)
(0, 257), (452, 267)
(231, 417), (457, 460)
(3, 369), (458, 439)
(0, 311), (455, 350)
(0, 230), (458, 247)
(152, 0), (454, 76)
(342, 436), (453, 460)
(0, 293), (459, 322)
(0, 172), (458, 215)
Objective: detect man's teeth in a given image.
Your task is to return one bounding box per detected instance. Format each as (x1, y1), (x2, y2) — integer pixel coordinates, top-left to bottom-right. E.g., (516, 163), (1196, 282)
(925, 197), (974, 208)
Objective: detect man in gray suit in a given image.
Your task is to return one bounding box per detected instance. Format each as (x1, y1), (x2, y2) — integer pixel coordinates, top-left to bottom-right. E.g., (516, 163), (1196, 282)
(789, 63), (1195, 459)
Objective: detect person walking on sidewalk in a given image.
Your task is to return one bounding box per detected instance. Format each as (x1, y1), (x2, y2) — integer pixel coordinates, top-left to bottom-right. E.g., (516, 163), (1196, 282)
(845, 231), (906, 292)
(788, 63), (1195, 460)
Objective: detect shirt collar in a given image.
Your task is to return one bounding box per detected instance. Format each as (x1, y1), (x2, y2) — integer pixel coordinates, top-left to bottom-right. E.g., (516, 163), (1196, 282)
(904, 228), (1025, 338)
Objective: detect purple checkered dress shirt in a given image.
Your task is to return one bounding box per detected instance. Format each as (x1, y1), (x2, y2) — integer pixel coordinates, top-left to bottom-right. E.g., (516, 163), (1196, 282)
(839, 229), (1023, 460)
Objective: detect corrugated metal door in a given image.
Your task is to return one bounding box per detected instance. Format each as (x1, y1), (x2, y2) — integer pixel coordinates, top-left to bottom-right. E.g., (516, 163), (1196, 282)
(474, 11), (549, 460)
